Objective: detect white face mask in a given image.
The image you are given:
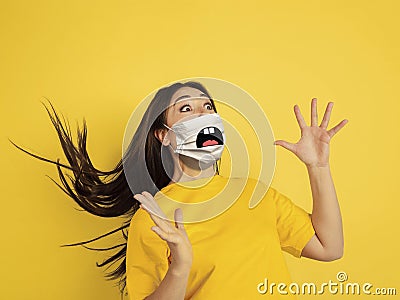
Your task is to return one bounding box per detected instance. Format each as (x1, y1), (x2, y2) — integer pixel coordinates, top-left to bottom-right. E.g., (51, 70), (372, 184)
(163, 113), (226, 166)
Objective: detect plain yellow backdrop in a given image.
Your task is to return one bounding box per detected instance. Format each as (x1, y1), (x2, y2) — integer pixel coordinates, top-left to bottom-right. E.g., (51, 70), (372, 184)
(1, 0), (399, 299)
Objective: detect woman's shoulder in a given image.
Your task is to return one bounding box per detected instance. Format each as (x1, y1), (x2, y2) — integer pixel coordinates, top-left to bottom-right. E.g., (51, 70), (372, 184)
(128, 207), (154, 233)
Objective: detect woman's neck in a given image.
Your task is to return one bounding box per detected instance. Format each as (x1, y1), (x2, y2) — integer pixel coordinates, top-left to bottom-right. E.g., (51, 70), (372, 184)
(170, 156), (216, 184)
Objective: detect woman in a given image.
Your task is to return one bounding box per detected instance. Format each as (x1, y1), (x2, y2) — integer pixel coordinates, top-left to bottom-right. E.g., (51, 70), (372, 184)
(127, 82), (347, 299)
(10, 80), (347, 299)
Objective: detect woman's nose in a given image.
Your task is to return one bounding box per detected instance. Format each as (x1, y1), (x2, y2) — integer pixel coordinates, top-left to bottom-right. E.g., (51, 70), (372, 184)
(193, 104), (211, 115)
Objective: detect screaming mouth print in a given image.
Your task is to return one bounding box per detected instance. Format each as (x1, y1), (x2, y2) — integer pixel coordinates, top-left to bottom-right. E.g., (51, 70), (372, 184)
(196, 126), (224, 148)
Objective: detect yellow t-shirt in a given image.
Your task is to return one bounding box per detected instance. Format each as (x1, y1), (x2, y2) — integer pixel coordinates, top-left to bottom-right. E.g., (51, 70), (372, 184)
(126, 174), (315, 299)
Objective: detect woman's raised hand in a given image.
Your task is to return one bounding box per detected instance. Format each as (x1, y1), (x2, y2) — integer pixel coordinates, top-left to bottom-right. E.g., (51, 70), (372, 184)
(133, 191), (193, 272)
(274, 98), (348, 168)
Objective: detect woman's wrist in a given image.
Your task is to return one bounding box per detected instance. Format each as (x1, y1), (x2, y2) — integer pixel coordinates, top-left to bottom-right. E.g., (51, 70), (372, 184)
(306, 162), (330, 169)
(169, 262), (192, 277)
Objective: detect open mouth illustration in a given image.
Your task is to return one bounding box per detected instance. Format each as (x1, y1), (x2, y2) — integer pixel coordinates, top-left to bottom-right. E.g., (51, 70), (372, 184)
(196, 126), (224, 148)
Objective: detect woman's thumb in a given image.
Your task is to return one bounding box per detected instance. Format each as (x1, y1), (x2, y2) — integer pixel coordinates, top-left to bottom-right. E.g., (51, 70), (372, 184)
(274, 140), (295, 152)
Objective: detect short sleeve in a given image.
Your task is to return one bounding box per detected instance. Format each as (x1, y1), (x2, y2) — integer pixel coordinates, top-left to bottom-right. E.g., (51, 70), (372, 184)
(273, 188), (315, 258)
(126, 208), (171, 300)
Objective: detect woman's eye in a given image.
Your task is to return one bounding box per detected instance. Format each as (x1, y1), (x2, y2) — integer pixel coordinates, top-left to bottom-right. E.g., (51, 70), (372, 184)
(180, 105), (191, 112)
(205, 103), (213, 110)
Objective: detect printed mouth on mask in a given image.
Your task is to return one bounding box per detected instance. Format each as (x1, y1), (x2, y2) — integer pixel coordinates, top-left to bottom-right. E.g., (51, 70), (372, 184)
(196, 126), (224, 148)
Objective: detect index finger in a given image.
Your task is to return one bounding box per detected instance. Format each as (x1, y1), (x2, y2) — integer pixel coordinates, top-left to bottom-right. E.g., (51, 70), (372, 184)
(134, 192), (168, 220)
(141, 191), (169, 219)
(294, 104), (307, 129)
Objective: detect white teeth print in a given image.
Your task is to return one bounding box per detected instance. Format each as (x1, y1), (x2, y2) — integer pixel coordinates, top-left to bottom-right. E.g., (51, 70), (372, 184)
(202, 127), (216, 134)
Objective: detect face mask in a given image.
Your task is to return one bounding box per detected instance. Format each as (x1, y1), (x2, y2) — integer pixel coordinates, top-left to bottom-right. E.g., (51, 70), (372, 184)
(163, 113), (226, 166)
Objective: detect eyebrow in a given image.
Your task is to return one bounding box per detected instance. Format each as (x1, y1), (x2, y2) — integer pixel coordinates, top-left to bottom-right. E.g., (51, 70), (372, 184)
(173, 93), (209, 106)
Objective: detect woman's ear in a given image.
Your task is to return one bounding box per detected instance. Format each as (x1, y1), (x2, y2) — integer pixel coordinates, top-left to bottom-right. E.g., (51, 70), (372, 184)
(154, 128), (170, 146)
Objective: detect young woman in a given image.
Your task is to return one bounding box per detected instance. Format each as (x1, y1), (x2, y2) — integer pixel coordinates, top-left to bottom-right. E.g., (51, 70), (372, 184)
(11, 80), (347, 299)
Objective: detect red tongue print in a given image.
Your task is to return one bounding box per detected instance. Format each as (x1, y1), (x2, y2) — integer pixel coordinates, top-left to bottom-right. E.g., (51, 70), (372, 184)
(202, 139), (218, 146)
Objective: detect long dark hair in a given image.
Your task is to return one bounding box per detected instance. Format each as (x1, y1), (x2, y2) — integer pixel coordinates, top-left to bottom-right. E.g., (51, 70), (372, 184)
(9, 80), (220, 295)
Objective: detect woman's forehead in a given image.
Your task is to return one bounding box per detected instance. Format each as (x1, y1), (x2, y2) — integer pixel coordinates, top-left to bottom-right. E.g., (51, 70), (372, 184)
(170, 87), (208, 105)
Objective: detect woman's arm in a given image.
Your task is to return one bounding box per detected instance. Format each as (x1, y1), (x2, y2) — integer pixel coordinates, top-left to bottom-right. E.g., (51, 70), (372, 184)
(144, 263), (191, 300)
(274, 98), (348, 262)
(301, 164), (343, 261)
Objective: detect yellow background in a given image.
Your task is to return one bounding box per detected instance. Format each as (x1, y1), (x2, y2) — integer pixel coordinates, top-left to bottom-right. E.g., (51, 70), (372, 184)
(1, 0), (399, 299)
